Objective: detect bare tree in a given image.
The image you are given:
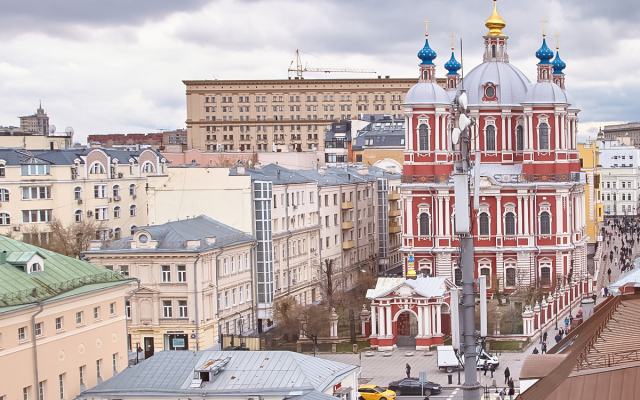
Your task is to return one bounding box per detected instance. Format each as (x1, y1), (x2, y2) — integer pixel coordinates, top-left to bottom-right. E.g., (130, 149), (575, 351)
(21, 217), (107, 258)
(320, 258), (341, 305)
(214, 154), (257, 168)
(272, 297), (329, 346)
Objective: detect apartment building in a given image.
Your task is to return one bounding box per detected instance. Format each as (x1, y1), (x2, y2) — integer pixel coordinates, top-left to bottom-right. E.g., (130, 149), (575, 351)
(599, 140), (640, 218)
(0, 235), (134, 400)
(579, 141), (603, 253)
(0, 148), (164, 241)
(184, 77), (445, 153)
(85, 216), (255, 353)
(19, 104), (50, 134)
(351, 115), (406, 172)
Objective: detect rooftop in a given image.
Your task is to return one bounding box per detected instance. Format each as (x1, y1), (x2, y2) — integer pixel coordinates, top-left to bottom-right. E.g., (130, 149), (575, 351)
(0, 148), (165, 165)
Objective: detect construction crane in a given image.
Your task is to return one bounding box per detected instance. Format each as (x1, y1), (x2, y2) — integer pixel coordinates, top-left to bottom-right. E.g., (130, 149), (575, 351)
(288, 49), (376, 78)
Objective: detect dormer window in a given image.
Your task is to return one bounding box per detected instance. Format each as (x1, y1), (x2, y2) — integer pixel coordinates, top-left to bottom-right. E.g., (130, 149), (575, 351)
(0, 163), (5, 177)
(31, 263), (43, 273)
(89, 162), (106, 174)
(139, 234), (148, 243)
(485, 86), (495, 99)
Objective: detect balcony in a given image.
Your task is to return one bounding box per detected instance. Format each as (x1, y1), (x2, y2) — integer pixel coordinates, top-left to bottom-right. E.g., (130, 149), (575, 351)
(389, 224), (401, 234)
(342, 240), (355, 249)
(341, 201), (354, 210)
(389, 209), (402, 217)
(342, 221), (354, 230)
(389, 192), (401, 200)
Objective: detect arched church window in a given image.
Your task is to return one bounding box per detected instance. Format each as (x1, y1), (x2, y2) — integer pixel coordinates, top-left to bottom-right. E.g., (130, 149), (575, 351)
(418, 124), (429, 151)
(479, 212), (489, 236)
(505, 212), (515, 235)
(419, 213), (430, 236)
(540, 211), (551, 235)
(539, 123), (550, 150)
(449, 79), (454, 89)
(486, 125), (496, 151)
(516, 126), (524, 151)
(506, 268), (516, 287)
(485, 86), (495, 99)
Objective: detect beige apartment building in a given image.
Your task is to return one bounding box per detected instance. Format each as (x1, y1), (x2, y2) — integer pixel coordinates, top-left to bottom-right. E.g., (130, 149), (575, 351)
(0, 148), (164, 242)
(184, 77), (446, 153)
(85, 216), (256, 354)
(0, 235), (134, 400)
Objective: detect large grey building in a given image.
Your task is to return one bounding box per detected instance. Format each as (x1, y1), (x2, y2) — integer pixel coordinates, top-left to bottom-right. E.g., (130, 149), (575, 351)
(603, 123), (640, 148)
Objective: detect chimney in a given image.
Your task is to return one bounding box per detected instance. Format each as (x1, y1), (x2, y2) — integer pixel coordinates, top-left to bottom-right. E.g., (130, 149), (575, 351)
(277, 169), (281, 180)
(386, 166), (396, 174)
(237, 166), (245, 175)
(206, 237), (216, 244)
(0, 250), (6, 264)
(254, 163), (262, 169)
(357, 167), (369, 176)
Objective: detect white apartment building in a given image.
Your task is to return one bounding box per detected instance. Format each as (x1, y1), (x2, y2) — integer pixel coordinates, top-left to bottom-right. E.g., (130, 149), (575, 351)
(599, 141), (640, 217)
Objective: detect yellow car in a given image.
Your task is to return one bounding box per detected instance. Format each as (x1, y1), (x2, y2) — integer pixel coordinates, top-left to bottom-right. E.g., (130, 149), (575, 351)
(358, 384), (396, 400)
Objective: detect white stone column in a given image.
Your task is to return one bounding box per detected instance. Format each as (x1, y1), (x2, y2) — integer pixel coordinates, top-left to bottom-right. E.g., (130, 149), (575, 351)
(560, 114), (566, 149)
(435, 113), (440, 151)
(442, 115), (448, 151)
(386, 306), (393, 337)
(438, 196), (444, 237)
(407, 115), (413, 151)
(407, 198), (413, 237)
(445, 196), (451, 237)
(517, 196), (523, 236)
(501, 115), (506, 152)
(431, 305), (437, 335)
(496, 195), (502, 237)
(554, 113), (560, 150)
(528, 114), (534, 150)
(378, 306), (385, 337)
(425, 305), (432, 336)
(371, 305), (377, 336)
(418, 306), (424, 337)
(436, 304), (442, 335)
(524, 195), (530, 235)
(556, 195), (563, 235)
(507, 115), (512, 150)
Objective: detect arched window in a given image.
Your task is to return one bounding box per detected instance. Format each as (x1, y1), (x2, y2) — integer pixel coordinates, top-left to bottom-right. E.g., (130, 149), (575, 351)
(505, 212), (515, 235)
(449, 79), (454, 89)
(492, 44), (496, 58)
(479, 212), (489, 236)
(141, 162), (156, 173)
(506, 268), (516, 287)
(486, 125), (496, 151)
(454, 268), (462, 286)
(480, 268), (491, 288)
(540, 266), (551, 287)
(0, 188), (9, 202)
(129, 184), (136, 197)
(130, 225), (137, 236)
(0, 212), (10, 225)
(73, 187), (82, 201)
(540, 211), (551, 235)
(114, 227), (122, 240)
(418, 124), (429, 151)
(74, 210), (83, 223)
(129, 205), (137, 217)
(89, 162), (106, 174)
(114, 206), (121, 219)
(113, 185), (120, 198)
(539, 123), (550, 150)
(419, 213), (430, 236)
(516, 126), (524, 151)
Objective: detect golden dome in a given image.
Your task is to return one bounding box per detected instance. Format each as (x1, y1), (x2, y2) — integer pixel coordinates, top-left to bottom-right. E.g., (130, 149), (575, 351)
(485, 0), (506, 37)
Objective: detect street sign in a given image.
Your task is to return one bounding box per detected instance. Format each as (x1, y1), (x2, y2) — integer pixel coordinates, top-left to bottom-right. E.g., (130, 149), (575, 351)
(419, 372), (427, 396)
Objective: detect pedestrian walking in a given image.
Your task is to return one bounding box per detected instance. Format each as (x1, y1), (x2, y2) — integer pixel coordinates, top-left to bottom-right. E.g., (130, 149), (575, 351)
(532, 347), (539, 354)
(483, 362), (488, 376)
(500, 388), (506, 400)
(608, 267), (612, 282)
(405, 363), (411, 378)
(508, 386), (515, 400)
(555, 333), (561, 344)
(504, 367), (510, 384)
(543, 331), (548, 342)
(541, 341), (547, 354)
(564, 316), (569, 329)
(490, 363), (496, 378)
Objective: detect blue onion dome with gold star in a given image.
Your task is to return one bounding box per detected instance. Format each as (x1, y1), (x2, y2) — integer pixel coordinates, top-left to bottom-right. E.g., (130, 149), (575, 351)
(536, 38), (554, 64)
(444, 51), (461, 75)
(552, 51), (566, 74)
(418, 38), (437, 65)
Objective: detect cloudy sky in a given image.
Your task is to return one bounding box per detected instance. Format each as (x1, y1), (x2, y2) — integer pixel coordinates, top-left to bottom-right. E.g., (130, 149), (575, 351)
(0, 0), (636, 143)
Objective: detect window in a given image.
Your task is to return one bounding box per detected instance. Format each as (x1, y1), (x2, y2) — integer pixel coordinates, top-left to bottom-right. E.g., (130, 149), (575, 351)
(225, 291), (229, 308)
(59, 374), (65, 400)
(19, 326), (26, 341)
(162, 266), (171, 282)
(74, 209), (83, 223)
(113, 206), (121, 218)
(480, 267), (491, 287)
(94, 184), (107, 198)
(177, 265), (186, 282)
(419, 213), (430, 235)
(239, 287), (244, 303)
(35, 322), (42, 337)
(55, 317), (62, 331)
(110, 302), (116, 316)
(479, 212), (489, 236)
(539, 123), (550, 150)
(515, 125), (524, 151)
(21, 164), (50, 176)
(89, 162), (106, 174)
(418, 124), (429, 151)
(23, 387), (29, 400)
(162, 301), (172, 318)
(141, 162), (155, 173)
(541, 266), (551, 286)
(0, 164), (4, 177)
(22, 209), (52, 223)
(540, 211), (551, 235)
(247, 284), (250, 300)
(485, 85), (495, 98)
(96, 359), (102, 378)
(224, 258), (228, 275)
(129, 205), (137, 216)
(38, 381), (44, 400)
(130, 225), (137, 235)
(129, 184), (136, 196)
(231, 256), (236, 273)
(486, 125), (496, 151)
(232, 288), (237, 306)
(95, 207), (108, 220)
(125, 301), (131, 318)
(506, 268), (516, 286)
(79, 365), (85, 386)
(505, 212), (515, 235)
(76, 311), (83, 325)
(0, 212), (10, 225)
(178, 301), (187, 318)
(22, 187), (52, 200)
(93, 307), (100, 320)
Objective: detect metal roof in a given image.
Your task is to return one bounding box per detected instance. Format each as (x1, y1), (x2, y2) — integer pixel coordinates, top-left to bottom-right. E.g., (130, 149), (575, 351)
(0, 148), (165, 166)
(366, 276), (451, 299)
(81, 350), (358, 398)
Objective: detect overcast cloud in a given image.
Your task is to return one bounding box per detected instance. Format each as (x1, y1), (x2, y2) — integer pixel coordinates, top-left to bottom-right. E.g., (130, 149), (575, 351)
(0, 0), (636, 143)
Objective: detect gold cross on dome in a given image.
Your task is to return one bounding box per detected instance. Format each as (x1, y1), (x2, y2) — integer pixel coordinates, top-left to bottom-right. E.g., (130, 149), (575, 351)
(450, 34), (456, 50)
(540, 18), (548, 37)
(555, 33), (561, 49)
(424, 19), (430, 37)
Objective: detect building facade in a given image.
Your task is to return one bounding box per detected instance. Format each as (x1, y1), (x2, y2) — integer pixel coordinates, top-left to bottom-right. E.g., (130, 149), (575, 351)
(603, 122), (640, 148)
(85, 216), (255, 353)
(183, 77), (445, 153)
(599, 140), (640, 218)
(351, 115), (406, 172)
(19, 104), (50, 135)
(401, 3), (588, 294)
(578, 141), (603, 252)
(0, 235), (134, 400)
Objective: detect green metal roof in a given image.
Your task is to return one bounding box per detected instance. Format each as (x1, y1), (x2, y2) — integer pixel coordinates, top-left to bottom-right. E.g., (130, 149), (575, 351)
(0, 235), (134, 311)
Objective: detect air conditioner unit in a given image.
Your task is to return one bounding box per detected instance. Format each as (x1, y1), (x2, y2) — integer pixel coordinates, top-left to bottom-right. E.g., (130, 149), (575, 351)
(87, 211), (94, 217)
(77, 199), (83, 205)
(118, 172), (123, 178)
(108, 198), (113, 203)
(114, 196), (121, 201)
(132, 194), (137, 199)
(13, 226), (20, 231)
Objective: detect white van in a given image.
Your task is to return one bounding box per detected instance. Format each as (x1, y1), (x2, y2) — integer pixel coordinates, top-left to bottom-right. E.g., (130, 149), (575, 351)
(436, 345), (499, 373)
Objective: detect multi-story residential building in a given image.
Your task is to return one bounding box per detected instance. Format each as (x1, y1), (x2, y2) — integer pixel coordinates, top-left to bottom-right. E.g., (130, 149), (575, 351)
(0, 148), (163, 242)
(183, 78), (446, 153)
(86, 133), (163, 149)
(603, 122), (640, 148)
(161, 128), (188, 146)
(0, 129), (73, 150)
(0, 235), (134, 400)
(579, 141), (603, 253)
(351, 115), (406, 172)
(85, 216), (255, 354)
(19, 103), (50, 134)
(599, 140), (640, 218)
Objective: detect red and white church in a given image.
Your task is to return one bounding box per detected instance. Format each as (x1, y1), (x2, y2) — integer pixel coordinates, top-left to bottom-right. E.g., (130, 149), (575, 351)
(400, 3), (589, 299)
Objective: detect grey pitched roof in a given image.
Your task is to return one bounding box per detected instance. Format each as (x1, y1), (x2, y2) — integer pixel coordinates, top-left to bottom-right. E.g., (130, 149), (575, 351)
(90, 215), (254, 253)
(0, 148), (165, 166)
(296, 165), (401, 187)
(81, 350), (358, 398)
(232, 163), (317, 185)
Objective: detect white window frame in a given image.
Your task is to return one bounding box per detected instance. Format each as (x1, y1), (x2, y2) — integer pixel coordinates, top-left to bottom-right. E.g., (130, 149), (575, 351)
(178, 301), (188, 318)
(161, 266), (171, 283)
(162, 301), (172, 318)
(177, 265), (186, 282)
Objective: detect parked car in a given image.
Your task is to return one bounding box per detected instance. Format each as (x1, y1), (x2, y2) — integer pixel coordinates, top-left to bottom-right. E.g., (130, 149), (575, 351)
(387, 378), (442, 396)
(437, 345), (499, 373)
(358, 385), (396, 400)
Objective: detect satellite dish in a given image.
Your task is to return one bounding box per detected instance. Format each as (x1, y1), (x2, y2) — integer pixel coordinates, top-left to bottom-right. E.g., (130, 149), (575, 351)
(459, 92), (468, 110)
(65, 126), (74, 135)
(49, 125), (56, 134)
(459, 114), (471, 130)
(451, 128), (461, 145)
